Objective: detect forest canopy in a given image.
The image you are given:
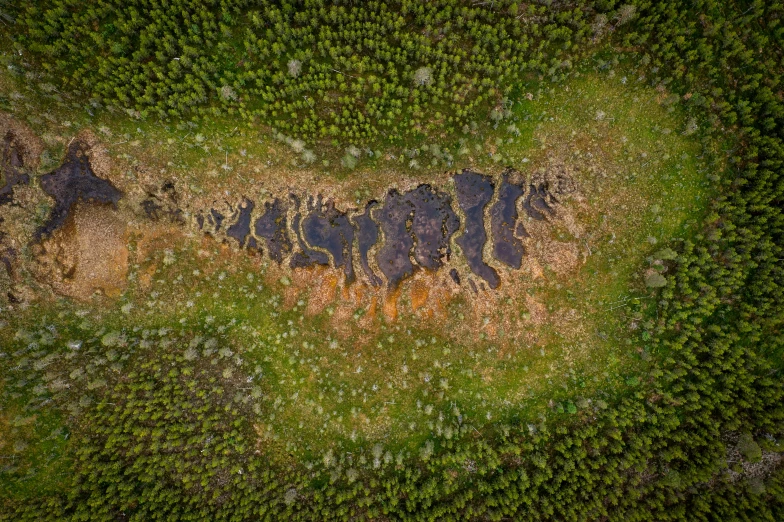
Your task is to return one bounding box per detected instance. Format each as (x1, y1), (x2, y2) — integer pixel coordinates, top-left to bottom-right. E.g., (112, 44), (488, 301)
(12, 0), (630, 143)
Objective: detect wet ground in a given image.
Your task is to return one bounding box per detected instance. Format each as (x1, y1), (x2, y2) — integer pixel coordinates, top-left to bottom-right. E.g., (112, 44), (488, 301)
(289, 193), (330, 269)
(353, 201), (383, 287)
(10, 140), (565, 291)
(406, 184), (460, 271)
(195, 168), (563, 290)
(375, 189), (417, 287)
(225, 198), (255, 248)
(523, 181), (556, 221)
(36, 141), (123, 240)
(301, 196), (356, 282)
(490, 171), (526, 269)
(0, 131), (30, 206)
(249, 198), (293, 264)
(454, 170), (500, 289)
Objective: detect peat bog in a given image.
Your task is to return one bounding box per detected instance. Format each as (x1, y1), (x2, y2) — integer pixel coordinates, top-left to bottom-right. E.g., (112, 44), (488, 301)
(36, 141), (122, 240)
(4, 3), (777, 513)
(196, 169), (564, 290)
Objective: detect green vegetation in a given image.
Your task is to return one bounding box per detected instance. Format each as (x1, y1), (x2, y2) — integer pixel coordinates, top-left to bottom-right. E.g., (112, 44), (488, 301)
(10, 0), (600, 143)
(2, 62), (711, 456)
(2, 0), (784, 520)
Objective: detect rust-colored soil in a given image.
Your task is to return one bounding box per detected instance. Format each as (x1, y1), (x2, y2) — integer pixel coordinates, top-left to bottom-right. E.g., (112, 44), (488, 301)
(35, 203), (129, 300)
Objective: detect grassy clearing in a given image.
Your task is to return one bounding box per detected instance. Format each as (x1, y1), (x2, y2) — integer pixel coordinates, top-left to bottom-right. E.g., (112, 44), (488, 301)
(0, 55), (717, 497)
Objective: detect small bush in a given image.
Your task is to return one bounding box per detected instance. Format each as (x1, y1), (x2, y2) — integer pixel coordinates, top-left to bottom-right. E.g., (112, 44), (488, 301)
(737, 433), (762, 463)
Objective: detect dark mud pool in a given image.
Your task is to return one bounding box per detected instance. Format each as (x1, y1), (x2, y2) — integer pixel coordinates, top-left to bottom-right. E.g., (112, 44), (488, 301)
(200, 168), (563, 289)
(36, 141), (122, 240)
(20, 141), (565, 290)
(0, 131), (31, 206)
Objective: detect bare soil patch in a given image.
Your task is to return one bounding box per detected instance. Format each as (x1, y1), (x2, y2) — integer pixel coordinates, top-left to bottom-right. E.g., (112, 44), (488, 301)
(35, 203), (129, 300)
